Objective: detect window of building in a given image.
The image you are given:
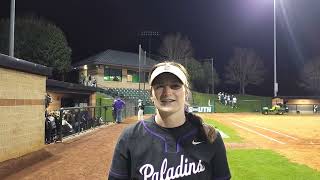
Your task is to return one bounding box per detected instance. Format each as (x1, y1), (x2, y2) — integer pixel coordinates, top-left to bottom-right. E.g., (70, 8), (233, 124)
(127, 70), (139, 83)
(104, 66), (122, 81)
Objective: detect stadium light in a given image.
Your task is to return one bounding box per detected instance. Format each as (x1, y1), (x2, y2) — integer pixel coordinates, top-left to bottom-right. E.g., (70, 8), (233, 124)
(140, 31), (160, 58)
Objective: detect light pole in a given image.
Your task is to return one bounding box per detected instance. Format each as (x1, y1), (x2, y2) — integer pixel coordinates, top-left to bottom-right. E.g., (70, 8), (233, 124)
(140, 31), (160, 58)
(138, 45), (148, 90)
(211, 58), (214, 95)
(138, 44), (142, 90)
(143, 50), (147, 90)
(202, 58), (215, 94)
(9, 0), (15, 57)
(274, 0), (278, 97)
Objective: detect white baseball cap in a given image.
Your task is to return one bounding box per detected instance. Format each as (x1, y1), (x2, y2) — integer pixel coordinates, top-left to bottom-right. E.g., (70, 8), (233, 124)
(149, 63), (187, 85)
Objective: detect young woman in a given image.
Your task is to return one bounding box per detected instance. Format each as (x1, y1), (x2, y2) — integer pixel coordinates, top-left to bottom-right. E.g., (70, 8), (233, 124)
(109, 61), (231, 180)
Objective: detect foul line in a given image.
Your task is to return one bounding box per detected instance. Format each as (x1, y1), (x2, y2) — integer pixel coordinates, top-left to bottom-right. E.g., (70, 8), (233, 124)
(232, 119), (299, 141)
(231, 122), (286, 144)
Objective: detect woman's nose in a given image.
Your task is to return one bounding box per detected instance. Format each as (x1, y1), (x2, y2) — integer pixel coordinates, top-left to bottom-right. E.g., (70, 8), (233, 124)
(162, 85), (172, 95)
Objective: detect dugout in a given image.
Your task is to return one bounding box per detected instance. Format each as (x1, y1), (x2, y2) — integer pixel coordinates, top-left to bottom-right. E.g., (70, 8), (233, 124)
(0, 53), (51, 163)
(273, 96), (320, 113)
(46, 79), (97, 111)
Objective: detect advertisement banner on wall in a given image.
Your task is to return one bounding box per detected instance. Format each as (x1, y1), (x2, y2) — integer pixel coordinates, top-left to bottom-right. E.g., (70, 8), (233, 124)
(188, 106), (214, 113)
(188, 99), (215, 113)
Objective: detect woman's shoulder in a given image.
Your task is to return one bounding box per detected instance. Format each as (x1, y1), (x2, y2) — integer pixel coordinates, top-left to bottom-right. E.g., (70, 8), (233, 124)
(120, 117), (154, 138)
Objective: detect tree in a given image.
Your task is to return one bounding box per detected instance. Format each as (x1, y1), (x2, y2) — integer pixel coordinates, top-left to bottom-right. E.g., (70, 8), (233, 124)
(0, 15), (72, 80)
(299, 57), (320, 95)
(158, 33), (193, 65)
(158, 32), (204, 90)
(203, 61), (220, 94)
(224, 48), (265, 94)
(185, 58), (205, 91)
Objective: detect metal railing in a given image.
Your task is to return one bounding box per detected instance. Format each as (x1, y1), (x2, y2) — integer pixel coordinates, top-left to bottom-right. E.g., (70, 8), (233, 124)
(45, 100), (140, 144)
(59, 105), (114, 140)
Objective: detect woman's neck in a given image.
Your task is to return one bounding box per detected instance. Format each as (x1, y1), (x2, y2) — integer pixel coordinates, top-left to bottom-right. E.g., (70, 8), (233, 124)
(155, 110), (186, 128)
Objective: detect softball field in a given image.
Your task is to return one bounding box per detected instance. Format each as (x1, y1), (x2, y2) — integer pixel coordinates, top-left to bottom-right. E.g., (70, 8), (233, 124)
(201, 113), (320, 171)
(0, 113), (319, 179)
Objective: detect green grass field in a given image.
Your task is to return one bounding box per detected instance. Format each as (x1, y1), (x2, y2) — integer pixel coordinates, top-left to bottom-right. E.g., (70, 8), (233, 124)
(205, 118), (320, 178)
(191, 92), (272, 113)
(191, 91), (214, 106)
(228, 149), (320, 180)
(215, 94), (272, 113)
(204, 118), (242, 143)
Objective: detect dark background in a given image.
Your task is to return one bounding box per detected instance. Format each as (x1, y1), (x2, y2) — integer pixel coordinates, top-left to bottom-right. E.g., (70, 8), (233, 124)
(1, 0), (320, 96)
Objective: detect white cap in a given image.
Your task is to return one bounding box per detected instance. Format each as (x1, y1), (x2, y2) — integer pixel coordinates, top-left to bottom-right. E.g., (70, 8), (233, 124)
(149, 63), (187, 85)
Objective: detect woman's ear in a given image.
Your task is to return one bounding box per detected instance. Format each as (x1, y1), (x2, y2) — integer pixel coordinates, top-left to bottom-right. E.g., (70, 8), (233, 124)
(185, 88), (190, 101)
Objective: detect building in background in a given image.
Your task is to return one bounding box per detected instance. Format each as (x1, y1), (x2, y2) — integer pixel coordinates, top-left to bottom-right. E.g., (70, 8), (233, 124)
(72, 49), (158, 90)
(273, 96), (320, 113)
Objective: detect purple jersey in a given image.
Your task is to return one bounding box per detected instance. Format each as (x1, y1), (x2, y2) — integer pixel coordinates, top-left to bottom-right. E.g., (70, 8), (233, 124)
(108, 115), (231, 180)
(113, 99), (125, 110)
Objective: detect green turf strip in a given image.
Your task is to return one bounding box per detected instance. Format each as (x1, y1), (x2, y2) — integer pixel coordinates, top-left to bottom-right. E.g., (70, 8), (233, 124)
(204, 119), (242, 143)
(227, 149), (320, 179)
(191, 91), (272, 113)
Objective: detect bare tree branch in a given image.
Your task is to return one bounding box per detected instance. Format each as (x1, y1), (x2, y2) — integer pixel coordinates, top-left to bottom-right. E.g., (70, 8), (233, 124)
(158, 33), (193, 64)
(299, 57), (320, 95)
(224, 48), (265, 94)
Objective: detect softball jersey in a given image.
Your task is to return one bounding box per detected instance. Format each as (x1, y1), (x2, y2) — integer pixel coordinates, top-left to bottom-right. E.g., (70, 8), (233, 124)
(108, 115), (231, 180)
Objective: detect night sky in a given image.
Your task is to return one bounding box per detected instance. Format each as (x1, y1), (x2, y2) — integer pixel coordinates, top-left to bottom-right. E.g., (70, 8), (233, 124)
(1, 0), (320, 96)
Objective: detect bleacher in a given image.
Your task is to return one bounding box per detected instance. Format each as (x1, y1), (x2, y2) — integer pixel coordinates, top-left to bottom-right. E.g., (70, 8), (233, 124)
(98, 87), (152, 105)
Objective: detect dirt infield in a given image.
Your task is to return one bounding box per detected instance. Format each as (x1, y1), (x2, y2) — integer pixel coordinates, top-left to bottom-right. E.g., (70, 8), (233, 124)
(201, 113), (320, 171)
(1, 113), (319, 179)
(0, 116), (139, 180)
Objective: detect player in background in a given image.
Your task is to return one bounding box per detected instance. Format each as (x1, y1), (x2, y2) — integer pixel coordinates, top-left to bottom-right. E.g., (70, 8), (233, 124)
(112, 96), (126, 123)
(137, 99), (144, 120)
(108, 61), (231, 180)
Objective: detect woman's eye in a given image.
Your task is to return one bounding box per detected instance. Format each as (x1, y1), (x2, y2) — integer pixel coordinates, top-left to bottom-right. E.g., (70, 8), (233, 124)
(154, 85), (163, 90)
(171, 84), (182, 89)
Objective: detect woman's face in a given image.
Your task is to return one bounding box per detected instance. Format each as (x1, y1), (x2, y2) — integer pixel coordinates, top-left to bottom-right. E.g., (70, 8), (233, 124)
(151, 73), (186, 115)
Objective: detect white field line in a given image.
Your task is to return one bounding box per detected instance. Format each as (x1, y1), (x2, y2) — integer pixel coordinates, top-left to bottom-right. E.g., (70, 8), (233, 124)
(217, 129), (230, 138)
(232, 119), (299, 141)
(231, 122), (286, 144)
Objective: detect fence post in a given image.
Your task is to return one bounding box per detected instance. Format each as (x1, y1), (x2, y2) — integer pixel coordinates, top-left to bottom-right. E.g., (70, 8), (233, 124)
(104, 106), (107, 122)
(59, 109), (63, 141)
(99, 98), (102, 119)
(93, 107), (96, 127)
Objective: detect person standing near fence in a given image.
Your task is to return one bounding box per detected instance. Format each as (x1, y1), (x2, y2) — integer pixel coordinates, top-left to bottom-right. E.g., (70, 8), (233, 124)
(109, 61), (231, 180)
(112, 97), (125, 123)
(137, 99), (144, 120)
